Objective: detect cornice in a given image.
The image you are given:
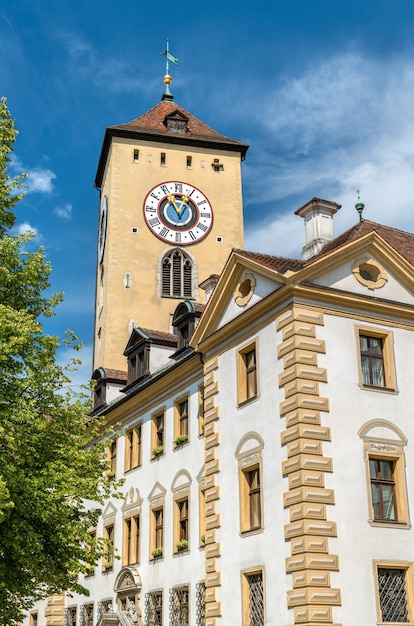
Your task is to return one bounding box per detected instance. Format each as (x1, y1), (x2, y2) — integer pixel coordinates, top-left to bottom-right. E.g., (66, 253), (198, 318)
(195, 279), (414, 357)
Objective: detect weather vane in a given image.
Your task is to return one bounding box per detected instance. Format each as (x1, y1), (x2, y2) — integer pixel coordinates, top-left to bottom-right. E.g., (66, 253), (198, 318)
(161, 38), (179, 101)
(355, 188), (365, 222)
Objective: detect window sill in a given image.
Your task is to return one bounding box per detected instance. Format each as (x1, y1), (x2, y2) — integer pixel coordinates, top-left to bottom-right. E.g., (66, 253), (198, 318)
(240, 526), (264, 537)
(237, 395), (259, 409)
(359, 383), (398, 395)
(124, 465), (142, 474)
(369, 519), (411, 529)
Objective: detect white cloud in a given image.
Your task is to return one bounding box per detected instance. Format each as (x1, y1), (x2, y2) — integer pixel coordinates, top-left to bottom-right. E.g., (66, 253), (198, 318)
(241, 52), (414, 255)
(54, 203), (73, 220)
(25, 167), (56, 194)
(15, 222), (39, 237)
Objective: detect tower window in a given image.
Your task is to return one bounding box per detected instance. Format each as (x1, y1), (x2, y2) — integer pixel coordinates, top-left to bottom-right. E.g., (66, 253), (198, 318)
(186, 155), (192, 168)
(133, 149), (139, 161)
(160, 152), (166, 165)
(162, 249), (193, 298)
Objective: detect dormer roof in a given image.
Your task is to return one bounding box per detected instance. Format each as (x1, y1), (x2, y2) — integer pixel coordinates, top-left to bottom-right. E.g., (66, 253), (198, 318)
(123, 327), (177, 356)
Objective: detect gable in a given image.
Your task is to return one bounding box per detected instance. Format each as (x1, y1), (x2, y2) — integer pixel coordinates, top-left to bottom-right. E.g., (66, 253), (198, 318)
(217, 270), (283, 331)
(308, 254), (414, 305)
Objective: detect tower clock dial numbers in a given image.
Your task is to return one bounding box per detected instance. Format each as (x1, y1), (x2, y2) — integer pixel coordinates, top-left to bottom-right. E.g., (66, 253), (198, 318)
(143, 181), (213, 245)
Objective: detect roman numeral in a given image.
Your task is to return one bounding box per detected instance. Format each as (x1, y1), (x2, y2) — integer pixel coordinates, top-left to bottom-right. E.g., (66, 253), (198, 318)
(160, 185), (169, 195)
(149, 217), (160, 227)
(197, 199), (207, 206)
(160, 227), (170, 238)
(197, 222), (208, 232)
(188, 231), (196, 240)
(150, 192), (159, 200)
(174, 183), (183, 193)
(188, 188), (196, 197)
(145, 206), (155, 212)
(175, 232), (181, 242)
(200, 212), (211, 218)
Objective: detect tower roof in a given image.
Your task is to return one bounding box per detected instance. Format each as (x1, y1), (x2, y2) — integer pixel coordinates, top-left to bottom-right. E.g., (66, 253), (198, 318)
(95, 100), (248, 188)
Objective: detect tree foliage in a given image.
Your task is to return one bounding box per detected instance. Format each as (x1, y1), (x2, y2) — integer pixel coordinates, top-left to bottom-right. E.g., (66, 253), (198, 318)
(0, 98), (120, 626)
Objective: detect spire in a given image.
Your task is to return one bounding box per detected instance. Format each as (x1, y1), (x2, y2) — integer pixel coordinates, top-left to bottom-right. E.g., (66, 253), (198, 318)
(355, 189), (365, 222)
(160, 38), (179, 101)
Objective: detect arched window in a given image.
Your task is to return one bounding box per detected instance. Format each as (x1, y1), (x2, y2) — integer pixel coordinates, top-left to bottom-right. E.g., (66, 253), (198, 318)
(161, 249), (193, 298)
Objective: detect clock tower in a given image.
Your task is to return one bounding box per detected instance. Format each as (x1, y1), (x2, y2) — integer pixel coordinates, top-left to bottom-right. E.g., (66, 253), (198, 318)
(93, 76), (248, 372)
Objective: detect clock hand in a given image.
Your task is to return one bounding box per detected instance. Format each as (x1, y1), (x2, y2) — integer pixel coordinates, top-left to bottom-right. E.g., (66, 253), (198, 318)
(167, 194), (181, 215)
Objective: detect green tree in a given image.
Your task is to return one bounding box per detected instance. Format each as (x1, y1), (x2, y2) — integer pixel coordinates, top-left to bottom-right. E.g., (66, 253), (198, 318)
(0, 98), (120, 626)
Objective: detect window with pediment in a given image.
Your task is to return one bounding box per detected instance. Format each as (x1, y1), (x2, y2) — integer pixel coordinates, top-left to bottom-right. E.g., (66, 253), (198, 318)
(359, 420), (409, 528)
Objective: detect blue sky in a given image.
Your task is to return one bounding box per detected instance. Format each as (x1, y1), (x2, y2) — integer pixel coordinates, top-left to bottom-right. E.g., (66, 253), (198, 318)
(2, 0), (414, 386)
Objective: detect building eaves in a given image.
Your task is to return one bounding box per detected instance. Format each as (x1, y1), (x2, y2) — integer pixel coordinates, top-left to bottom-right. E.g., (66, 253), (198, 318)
(234, 249), (304, 273)
(306, 220), (414, 267)
(95, 101), (248, 188)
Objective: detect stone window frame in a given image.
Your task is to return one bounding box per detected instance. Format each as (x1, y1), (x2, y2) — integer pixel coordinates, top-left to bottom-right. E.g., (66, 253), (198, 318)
(124, 423), (143, 473)
(359, 419), (410, 529)
(355, 326), (397, 393)
(241, 566), (266, 626)
(352, 256), (388, 290)
(237, 339), (259, 406)
(373, 559), (414, 624)
(235, 433), (265, 535)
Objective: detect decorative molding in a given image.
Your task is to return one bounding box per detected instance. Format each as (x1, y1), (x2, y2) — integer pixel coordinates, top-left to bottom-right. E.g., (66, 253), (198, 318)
(277, 305), (341, 625)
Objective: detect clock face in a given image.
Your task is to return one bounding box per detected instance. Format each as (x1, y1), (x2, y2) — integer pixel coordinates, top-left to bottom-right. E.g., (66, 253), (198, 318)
(143, 181), (213, 245)
(98, 195), (108, 263)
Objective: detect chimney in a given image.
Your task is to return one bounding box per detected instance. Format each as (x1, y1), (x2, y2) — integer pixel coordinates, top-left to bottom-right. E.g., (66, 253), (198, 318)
(295, 197), (341, 261)
(199, 274), (220, 303)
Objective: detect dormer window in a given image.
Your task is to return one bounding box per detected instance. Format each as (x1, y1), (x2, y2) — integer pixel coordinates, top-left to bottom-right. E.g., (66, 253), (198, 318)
(171, 301), (204, 356)
(164, 110), (189, 135)
(128, 350), (148, 382)
(91, 367), (127, 411)
(123, 327), (177, 389)
(125, 343), (150, 386)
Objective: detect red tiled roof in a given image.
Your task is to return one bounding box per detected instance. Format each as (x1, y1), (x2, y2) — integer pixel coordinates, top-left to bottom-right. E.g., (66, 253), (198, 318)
(140, 328), (177, 344)
(103, 369), (127, 382)
(111, 100), (247, 147)
(234, 220), (414, 277)
(307, 220), (414, 266)
(234, 249), (304, 272)
(95, 101), (248, 188)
